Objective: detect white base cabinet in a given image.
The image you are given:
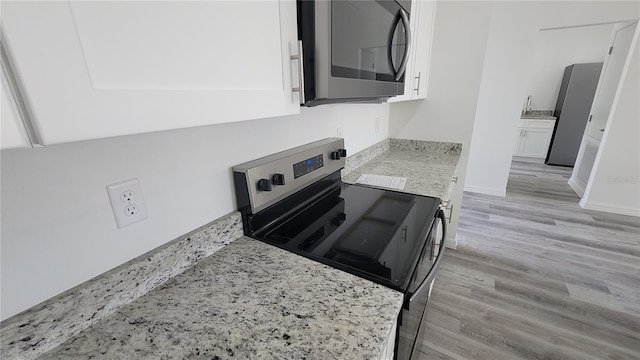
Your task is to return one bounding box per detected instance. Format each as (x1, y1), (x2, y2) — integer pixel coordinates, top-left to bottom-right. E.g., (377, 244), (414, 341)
(442, 174), (457, 226)
(1, 1), (300, 145)
(513, 119), (556, 159)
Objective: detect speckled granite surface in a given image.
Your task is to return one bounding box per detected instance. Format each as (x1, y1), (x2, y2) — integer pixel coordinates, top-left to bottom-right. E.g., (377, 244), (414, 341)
(1, 212), (243, 360)
(343, 139), (390, 176)
(37, 237), (404, 360)
(343, 139), (462, 200)
(520, 110), (557, 120)
(390, 138), (462, 155)
(3, 137), (455, 360)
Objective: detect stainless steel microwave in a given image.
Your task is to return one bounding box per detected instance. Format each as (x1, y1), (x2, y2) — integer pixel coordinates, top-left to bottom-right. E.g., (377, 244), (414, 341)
(297, 0), (411, 106)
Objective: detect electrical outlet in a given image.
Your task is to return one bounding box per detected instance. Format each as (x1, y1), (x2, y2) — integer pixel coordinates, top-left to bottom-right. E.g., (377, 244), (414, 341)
(120, 190), (135, 202)
(106, 178), (148, 228)
(337, 127), (344, 138)
(374, 117), (380, 133)
(124, 204), (139, 216)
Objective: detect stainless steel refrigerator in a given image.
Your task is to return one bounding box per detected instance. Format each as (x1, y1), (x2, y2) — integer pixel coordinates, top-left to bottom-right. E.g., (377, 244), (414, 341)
(545, 63), (603, 166)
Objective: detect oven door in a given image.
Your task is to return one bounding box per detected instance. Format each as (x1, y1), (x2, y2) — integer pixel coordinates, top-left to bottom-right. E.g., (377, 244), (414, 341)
(300, 0), (411, 104)
(396, 208), (446, 360)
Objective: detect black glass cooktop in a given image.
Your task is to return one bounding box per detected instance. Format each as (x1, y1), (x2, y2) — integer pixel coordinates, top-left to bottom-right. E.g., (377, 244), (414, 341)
(248, 183), (440, 292)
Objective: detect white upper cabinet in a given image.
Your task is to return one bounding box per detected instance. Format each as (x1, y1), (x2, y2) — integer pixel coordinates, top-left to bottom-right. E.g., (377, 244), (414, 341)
(1, 1), (300, 145)
(1, 63), (32, 150)
(389, 0), (436, 102)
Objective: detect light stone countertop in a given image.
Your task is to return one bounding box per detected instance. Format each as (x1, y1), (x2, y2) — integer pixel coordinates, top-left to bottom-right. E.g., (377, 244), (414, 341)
(37, 237), (404, 360)
(4, 137), (458, 360)
(520, 110), (557, 120)
(342, 139), (462, 200)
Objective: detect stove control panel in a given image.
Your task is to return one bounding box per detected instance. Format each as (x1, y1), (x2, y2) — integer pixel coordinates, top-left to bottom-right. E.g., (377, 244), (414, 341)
(232, 138), (346, 214)
(293, 154), (324, 179)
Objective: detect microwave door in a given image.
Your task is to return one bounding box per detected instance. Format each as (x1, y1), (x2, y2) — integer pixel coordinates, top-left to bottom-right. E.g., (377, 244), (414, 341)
(310, 0), (409, 101)
(331, 1), (398, 80)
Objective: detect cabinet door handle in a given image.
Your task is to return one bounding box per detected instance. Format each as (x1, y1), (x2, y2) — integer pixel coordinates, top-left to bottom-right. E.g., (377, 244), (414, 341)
(452, 176), (458, 184)
(414, 72), (421, 94)
(290, 40), (305, 105)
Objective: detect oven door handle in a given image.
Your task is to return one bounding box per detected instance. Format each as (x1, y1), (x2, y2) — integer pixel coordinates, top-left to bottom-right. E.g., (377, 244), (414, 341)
(409, 208), (447, 305)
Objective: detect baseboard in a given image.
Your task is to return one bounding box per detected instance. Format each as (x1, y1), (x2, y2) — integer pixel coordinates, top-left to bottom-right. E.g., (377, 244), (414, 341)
(445, 235), (457, 249)
(512, 156), (545, 164)
(580, 201), (640, 217)
(463, 184), (506, 197)
(568, 177), (585, 197)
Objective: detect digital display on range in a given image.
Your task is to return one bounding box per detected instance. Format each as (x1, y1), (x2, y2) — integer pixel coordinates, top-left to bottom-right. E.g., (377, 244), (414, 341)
(293, 154), (324, 179)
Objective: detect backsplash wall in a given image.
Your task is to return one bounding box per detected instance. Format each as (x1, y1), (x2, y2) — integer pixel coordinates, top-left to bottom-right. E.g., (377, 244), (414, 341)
(0, 103), (390, 320)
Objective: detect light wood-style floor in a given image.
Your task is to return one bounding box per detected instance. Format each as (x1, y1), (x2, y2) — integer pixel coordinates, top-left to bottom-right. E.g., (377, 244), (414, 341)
(417, 161), (640, 360)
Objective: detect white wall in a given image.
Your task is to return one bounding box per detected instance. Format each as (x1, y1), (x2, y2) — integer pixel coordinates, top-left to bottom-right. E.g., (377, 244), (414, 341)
(465, 1), (640, 196)
(525, 24), (614, 110)
(581, 26), (640, 216)
(389, 1), (493, 244)
(0, 103), (390, 320)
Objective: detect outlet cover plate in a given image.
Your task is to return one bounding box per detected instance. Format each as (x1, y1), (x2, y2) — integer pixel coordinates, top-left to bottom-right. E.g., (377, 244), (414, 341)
(106, 178), (148, 228)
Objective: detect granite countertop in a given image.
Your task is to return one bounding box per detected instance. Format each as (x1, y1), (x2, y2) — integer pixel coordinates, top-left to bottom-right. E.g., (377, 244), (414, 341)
(342, 139), (461, 200)
(37, 237), (404, 360)
(520, 110), (557, 120)
(3, 137), (459, 360)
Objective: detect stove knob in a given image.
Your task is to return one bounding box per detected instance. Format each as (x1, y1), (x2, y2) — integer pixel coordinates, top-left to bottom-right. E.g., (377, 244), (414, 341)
(272, 173), (285, 186)
(331, 213), (347, 226)
(330, 151), (341, 160)
(338, 149), (347, 157)
(257, 179), (272, 192)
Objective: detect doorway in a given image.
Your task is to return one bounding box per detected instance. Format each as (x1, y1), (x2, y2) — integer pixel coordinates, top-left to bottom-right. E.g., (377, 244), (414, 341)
(570, 21), (638, 197)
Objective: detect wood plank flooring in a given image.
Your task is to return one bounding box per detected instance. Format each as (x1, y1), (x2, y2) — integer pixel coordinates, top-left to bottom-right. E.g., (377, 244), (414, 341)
(416, 161), (640, 360)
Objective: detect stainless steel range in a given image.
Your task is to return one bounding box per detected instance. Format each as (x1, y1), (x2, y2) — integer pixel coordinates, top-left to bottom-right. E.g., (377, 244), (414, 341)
(232, 138), (446, 360)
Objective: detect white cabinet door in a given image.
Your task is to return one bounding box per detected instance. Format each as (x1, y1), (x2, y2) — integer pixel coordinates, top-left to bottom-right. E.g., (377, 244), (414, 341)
(1, 64), (31, 149)
(388, 0), (435, 102)
(1, 1), (300, 145)
(514, 119), (555, 158)
(513, 127), (524, 155)
(407, 0), (435, 100)
(519, 128), (553, 158)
